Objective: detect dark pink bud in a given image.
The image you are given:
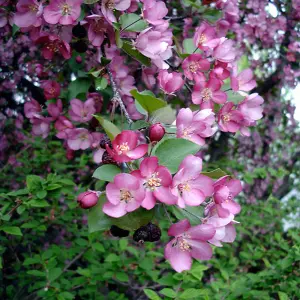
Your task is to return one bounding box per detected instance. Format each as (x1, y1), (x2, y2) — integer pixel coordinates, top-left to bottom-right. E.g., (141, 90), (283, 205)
(77, 191), (99, 209)
(149, 123), (165, 142)
(76, 55), (82, 64)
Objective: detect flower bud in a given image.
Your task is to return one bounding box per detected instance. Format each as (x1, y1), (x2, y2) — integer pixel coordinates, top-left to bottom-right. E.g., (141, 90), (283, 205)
(75, 55), (82, 64)
(149, 123), (165, 142)
(77, 191), (98, 209)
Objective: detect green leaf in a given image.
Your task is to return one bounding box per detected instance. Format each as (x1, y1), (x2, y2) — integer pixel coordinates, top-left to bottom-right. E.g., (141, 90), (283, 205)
(144, 289), (162, 300)
(88, 195), (112, 233)
(95, 77), (108, 91)
(7, 188), (29, 196)
(152, 138), (200, 174)
(37, 190), (47, 199)
(26, 175), (43, 193)
(111, 207), (154, 231)
(238, 55), (249, 72)
(130, 120), (150, 130)
(122, 41), (151, 66)
(93, 243), (105, 252)
(115, 29), (123, 48)
(120, 13), (148, 32)
(0, 257), (2, 269)
(93, 164), (121, 182)
(84, 0), (99, 3)
(49, 268), (62, 282)
(68, 78), (91, 100)
(179, 288), (205, 299)
(12, 24), (19, 36)
(202, 8), (223, 23)
(201, 168), (227, 179)
(0, 226), (22, 236)
(278, 292), (289, 300)
(27, 199), (50, 208)
(183, 39), (200, 54)
(93, 115), (121, 141)
(105, 253), (120, 262)
(27, 270), (45, 277)
(150, 106), (176, 124)
(130, 89), (166, 114)
(23, 257), (41, 266)
(160, 288), (177, 298)
(116, 272), (129, 282)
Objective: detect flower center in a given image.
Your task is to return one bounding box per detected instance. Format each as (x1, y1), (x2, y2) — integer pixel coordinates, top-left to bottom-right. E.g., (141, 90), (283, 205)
(198, 33), (207, 46)
(178, 183), (190, 195)
(189, 62), (198, 73)
(79, 133), (88, 140)
(179, 238), (191, 252)
(116, 142), (130, 155)
(226, 192), (233, 203)
(93, 19), (106, 33)
(29, 4), (38, 12)
(120, 189), (132, 202)
(182, 127), (193, 139)
(46, 42), (61, 53)
(106, 0), (115, 10)
(222, 114), (231, 122)
(201, 88), (212, 101)
(61, 3), (71, 16)
(146, 172), (162, 191)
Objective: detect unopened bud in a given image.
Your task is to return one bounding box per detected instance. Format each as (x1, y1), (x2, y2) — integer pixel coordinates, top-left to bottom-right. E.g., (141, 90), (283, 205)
(149, 123), (165, 143)
(75, 56), (82, 64)
(77, 191), (98, 209)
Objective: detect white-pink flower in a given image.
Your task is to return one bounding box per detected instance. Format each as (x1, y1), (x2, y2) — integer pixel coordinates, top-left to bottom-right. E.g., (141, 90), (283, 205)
(101, 0), (131, 24)
(69, 99), (96, 123)
(143, 0), (168, 26)
(231, 68), (257, 92)
(157, 70), (184, 94)
(67, 128), (93, 150)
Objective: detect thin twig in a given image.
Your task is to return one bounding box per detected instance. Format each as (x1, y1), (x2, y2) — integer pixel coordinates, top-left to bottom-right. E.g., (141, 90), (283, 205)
(63, 248), (88, 272)
(107, 66), (133, 125)
(120, 18), (142, 33)
(163, 204), (173, 224)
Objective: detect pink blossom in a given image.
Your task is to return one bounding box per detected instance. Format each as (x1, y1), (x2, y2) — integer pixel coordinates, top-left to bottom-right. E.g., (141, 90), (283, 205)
(217, 102), (244, 133)
(55, 116), (74, 139)
(210, 61), (231, 81)
(193, 23), (217, 51)
(41, 80), (61, 100)
(143, 0), (168, 26)
(157, 70), (184, 94)
(131, 157), (177, 209)
(48, 99), (63, 119)
(192, 78), (227, 109)
(165, 219), (215, 272)
(103, 173), (145, 218)
(69, 98), (96, 123)
(212, 38), (236, 63)
(123, 97), (144, 120)
(86, 14), (110, 47)
(36, 34), (71, 60)
(87, 92), (103, 113)
(135, 26), (173, 69)
(172, 155), (214, 208)
(31, 116), (51, 139)
(142, 66), (157, 89)
(182, 54), (210, 81)
(93, 148), (105, 163)
(105, 130), (148, 163)
(67, 128), (93, 150)
(149, 123), (165, 142)
(211, 175), (242, 218)
(24, 98), (41, 119)
(176, 108), (217, 146)
(101, 0), (131, 24)
(14, 0), (43, 28)
(43, 0), (82, 25)
(231, 68), (257, 92)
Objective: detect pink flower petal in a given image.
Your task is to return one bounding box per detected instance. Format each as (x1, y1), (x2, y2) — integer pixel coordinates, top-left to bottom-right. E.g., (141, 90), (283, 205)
(182, 189), (205, 206)
(140, 156), (159, 177)
(103, 201), (127, 218)
(106, 182), (121, 205)
(153, 186), (177, 205)
(126, 144), (148, 159)
(168, 219), (191, 236)
(188, 240), (213, 260)
(141, 190), (157, 210)
(186, 224), (216, 240)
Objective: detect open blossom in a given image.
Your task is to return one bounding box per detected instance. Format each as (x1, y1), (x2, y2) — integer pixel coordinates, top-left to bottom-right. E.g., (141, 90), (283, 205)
(238, 93), (264, 136)
(205, 213), (237, 247)
(101, 0), (131, 24)
(69, 98), (96, 123)
(217, 102), (244, 133)
(165, 219), (216, 272)
(31, 116), (51, 139)
(24, 98), (41, 119)
(103, 173), (145, 218)
(41, 80), (61, 100)
(172, 155), (214, 208)
(142, 66), (157, 89)
(105, 130), (148, 163)
(193, 22), (217, 51)
(55, 116), (74, 139)
(182, 54), (210, 81)
(157, 70), (184, 94)
(48, 99), (63, 119)
(210, 61), (231, 81)
(212, 38), (236, 63)
(36, 34), (71, 60)
(210, 175), (242, 218)
(85, 14), (111, 47)
(14, 0), (43, 28)
(192, 78), (227, 109)
(176, 108), (217, 146)
(135, 25), (173, 69)
(231, 68), (257, 92)
(43, 0), (82, 25)
(67, 128), (93, 150)
(131, 157), (177, 210)
(143, 0), (168, 26)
